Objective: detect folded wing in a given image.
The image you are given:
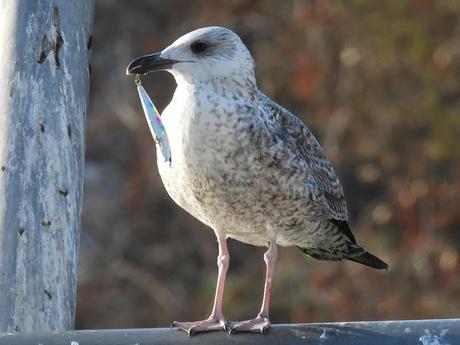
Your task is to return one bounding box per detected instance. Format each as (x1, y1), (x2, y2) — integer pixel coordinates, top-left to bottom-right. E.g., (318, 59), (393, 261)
(258, 92), (348, 221)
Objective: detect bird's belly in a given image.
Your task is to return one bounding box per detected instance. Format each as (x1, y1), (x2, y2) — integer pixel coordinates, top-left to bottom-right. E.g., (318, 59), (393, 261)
(158, 155), (269, 243)
(157, 150), (318, 248)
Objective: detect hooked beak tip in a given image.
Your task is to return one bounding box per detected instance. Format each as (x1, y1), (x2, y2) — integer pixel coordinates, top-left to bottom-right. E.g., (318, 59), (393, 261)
(125, 66), (137, 75)
(126, 52), (177, 76)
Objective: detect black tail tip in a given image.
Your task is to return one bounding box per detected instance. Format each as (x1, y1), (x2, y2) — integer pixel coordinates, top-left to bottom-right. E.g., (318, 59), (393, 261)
(348, 251), (389, 270)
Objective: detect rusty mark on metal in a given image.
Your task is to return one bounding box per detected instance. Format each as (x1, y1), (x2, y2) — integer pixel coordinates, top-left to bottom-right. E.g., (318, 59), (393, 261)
(87, 34), (93, 50)
(54, 35), (63, 66)
(37, 5), (64, 66)
(67, 124), (72, 139)
(37, 34), (51, 64)
(52, 5), (63, 66)
(59, 189), (68, 197)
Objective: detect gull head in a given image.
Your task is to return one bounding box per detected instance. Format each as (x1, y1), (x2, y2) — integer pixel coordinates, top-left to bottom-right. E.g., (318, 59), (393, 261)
(127, 26), (255, 84)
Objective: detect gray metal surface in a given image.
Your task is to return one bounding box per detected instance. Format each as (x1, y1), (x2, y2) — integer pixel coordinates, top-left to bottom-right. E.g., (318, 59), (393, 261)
(0, 0), (94, 332)
(0, 319), (458, 345)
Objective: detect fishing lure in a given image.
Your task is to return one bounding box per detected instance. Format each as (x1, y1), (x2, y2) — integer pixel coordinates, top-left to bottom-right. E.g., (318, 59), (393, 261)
(135, 75), (171, 163)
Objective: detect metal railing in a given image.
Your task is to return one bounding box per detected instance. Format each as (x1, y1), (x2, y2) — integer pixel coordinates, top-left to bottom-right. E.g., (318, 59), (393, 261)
(1, 319), (458, 345)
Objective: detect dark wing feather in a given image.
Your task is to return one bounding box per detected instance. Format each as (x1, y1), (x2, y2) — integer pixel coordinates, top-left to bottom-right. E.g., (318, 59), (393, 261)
(258, 92), (348, 220)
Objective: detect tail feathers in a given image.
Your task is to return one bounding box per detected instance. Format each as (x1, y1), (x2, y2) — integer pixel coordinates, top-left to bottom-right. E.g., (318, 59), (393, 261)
(298, 246), (389, 270)
(331, 219), (389, 270)
(297, 219), (389, 270)
(347, 251), (389, 270)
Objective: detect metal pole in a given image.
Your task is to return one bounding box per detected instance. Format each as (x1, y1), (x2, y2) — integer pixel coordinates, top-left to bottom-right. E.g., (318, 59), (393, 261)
(0, 0), (94, 332)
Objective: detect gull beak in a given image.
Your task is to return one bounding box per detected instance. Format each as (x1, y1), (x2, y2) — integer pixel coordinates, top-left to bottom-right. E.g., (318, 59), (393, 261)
(126, 52), (178, 75)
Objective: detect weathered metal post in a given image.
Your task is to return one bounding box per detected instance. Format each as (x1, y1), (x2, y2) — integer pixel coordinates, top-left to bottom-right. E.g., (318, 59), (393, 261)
(0, 0), (94, 332)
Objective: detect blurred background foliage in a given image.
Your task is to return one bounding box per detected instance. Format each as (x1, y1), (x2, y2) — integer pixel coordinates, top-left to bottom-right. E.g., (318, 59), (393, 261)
(76, 0), (460, 328)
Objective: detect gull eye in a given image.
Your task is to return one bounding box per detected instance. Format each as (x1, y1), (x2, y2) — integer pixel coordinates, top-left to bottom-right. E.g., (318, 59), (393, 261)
(191, 41), (208, 54)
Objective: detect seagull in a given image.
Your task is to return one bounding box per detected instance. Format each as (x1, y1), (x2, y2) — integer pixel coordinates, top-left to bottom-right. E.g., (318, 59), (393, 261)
(126, 26), (388, 335)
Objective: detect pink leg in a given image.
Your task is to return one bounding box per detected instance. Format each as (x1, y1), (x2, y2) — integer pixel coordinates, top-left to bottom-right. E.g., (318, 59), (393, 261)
(172, 235), (229, 335)
(229, 240), (278, 334)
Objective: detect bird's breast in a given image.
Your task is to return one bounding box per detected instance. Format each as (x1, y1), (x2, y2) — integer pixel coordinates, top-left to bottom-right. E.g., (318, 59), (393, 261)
(157, 86), (265, 231)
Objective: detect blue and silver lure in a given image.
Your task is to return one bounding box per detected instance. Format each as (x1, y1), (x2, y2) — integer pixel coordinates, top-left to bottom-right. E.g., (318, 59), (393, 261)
(135, 75), (171, 163)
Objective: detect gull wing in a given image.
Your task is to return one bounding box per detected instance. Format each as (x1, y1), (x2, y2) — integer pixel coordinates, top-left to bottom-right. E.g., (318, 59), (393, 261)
(258, 92), (348, 221)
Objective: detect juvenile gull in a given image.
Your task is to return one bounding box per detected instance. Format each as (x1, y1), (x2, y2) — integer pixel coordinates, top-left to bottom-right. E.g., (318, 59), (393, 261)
(126, 26), (388, 335)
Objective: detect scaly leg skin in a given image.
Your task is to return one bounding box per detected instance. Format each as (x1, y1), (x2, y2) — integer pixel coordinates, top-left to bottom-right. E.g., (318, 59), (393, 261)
(229, 240), (277, 334)
(172, 235), (229, 336)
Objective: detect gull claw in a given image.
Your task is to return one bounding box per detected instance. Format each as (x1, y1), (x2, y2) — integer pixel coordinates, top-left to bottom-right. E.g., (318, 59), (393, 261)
(172, 317), (227, 336)
(228, 316), (271, 334)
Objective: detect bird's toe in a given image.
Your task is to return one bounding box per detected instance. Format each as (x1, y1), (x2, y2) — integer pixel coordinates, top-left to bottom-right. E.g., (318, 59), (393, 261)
(228, 316), (271, 334)
(172, 317), (227, 336)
